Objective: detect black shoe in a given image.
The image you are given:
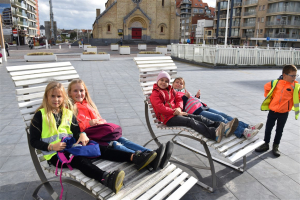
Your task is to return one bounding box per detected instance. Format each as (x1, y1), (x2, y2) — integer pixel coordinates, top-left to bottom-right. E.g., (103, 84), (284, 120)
(160, 141), (174, 169)
(149, 144), (165, 171)
(133, 150), (157, 170)
(101, 169), (125, 194)
(272, 144), (281, 157)
(255, 143), (269, 152)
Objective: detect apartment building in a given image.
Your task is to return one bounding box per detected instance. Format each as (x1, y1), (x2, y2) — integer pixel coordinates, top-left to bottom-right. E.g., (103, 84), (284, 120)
(7, 0), (38, 44)
(214, 0), (300, 47)
(178, 0), (215, 43)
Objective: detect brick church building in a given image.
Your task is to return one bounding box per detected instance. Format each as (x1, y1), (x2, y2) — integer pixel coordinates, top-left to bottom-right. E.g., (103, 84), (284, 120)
(92, 0), (180, 44)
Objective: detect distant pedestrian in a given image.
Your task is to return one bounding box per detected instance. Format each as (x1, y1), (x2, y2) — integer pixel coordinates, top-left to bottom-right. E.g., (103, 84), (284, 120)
(187, 39), (190, 44)
(120, 37), (123, 46)
(5, 42), (9, 56)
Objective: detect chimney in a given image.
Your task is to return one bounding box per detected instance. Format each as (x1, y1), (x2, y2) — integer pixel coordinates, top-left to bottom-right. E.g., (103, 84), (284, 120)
(96, 9), (101, 17)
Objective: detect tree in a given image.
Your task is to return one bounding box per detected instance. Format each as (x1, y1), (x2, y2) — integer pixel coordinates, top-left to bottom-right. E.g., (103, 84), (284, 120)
(70, 32), (77, 40)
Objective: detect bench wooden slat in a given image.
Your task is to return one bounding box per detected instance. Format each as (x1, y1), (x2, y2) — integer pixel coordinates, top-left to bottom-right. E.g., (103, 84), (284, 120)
(166, 176), (198, 200)
(139, 66), (177, 73)
(17, 92), (44, 101)
(136, 60), (174, 65)
(140, 78), (175, 88)
(16, 82), (69, 95)
(217, 138), (244, 153)
(18, 99), (42, 108)
(20, 105), (40, 115)
(6, 62), (72, 72)
(223, 137), (259, 157)
(12, 70), (78, 81)
(211, 135), (238, 149)
(15, 74), (80, 87)
(139, 71), (177, 79)
(151, 172), (189, 200)
(139, 74), (177, 83)
(227, 138), (265, 162)
(137, 63), (176, 69)
(10, 66), (75, 77)
(133, 56), (172, 61)
(136, 168), (183, 200)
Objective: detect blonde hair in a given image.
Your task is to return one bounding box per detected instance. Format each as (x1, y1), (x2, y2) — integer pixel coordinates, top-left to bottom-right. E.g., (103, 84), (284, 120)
(67, 79), (101, 118)
(173, 77), (186, 89)
(35, 81), (73, 132)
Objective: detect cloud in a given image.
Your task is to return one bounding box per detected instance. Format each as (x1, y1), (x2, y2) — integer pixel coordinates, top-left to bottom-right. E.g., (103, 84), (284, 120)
(38, 0), (106, 29)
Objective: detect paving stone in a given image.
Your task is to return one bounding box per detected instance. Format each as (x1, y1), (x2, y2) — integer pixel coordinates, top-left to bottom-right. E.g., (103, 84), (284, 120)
(0, 155), (34, 173)
(246, 159), (284, 180)
(263, 155), (300, 175)
(259, 175), (300, 199)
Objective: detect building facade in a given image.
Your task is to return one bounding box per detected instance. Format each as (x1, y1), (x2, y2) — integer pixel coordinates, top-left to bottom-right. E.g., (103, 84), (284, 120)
(0, 0), (38, 44)
(214, 0), (300, 47)
(92, 0), (180, 44)
(177, 0), (215, 43)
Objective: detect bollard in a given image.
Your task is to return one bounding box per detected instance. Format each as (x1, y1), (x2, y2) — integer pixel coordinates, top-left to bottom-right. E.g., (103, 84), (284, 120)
(59, 45), (61, 49)
(69, 45), (71, 49)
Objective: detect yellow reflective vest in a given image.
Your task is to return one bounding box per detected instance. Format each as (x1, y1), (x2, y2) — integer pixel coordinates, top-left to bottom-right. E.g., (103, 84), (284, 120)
(40, 108), (73, 160)
(261, 80), (300, 120)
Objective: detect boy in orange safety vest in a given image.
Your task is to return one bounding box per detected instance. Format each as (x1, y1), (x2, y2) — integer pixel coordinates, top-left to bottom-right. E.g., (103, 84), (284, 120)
(256, 65), (300, 157)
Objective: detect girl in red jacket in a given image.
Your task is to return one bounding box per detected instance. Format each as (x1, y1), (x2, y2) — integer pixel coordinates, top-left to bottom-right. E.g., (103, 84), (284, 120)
(150, 71), (234, 143)
(68, 79), (173, 170)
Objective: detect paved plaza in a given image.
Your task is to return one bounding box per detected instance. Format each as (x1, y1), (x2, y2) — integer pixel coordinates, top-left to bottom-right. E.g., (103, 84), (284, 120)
(0, 45), (299, 200)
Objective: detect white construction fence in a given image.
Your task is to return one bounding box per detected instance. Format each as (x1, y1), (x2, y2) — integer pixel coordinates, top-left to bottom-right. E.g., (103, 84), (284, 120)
(171, 44), (300, 66)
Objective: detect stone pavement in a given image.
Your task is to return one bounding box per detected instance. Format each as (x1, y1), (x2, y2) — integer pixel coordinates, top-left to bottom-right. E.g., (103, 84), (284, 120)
(0, 46), (299, 200)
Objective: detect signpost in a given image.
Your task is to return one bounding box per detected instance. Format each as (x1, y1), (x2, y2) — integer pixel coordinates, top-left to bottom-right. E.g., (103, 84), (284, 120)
(266, 37), (270, 49)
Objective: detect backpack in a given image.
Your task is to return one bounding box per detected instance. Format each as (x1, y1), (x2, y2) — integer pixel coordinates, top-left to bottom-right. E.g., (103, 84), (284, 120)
(55, 136), (101, 200)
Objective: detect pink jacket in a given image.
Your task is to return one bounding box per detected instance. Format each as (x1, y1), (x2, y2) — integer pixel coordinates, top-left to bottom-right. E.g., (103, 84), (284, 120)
(75, 100), (107, 132)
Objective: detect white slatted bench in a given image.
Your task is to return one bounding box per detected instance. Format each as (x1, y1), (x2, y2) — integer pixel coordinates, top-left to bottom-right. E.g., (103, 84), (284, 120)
(6, 61), (198, 200)
(134, 56), (265, 192)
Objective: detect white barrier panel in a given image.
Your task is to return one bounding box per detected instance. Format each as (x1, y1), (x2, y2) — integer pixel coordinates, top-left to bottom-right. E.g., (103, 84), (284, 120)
(171, 44), (178, 57)
(203, 47), (216, 64)
(277, 50), (293, 66)
(194, 46), (204, 63)
(184, 45), (194, 61)
(259, 49), (276, 65)
(218, 48), (237, 65)
(177, 45), (186, 59)
(238, 48), (257, 65)
(295, 50), (300, 66)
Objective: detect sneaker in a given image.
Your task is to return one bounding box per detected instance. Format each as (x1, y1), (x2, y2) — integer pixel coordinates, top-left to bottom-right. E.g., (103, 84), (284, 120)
(101, 169), (125, 194)
(159, 141), (174, 169)
(224, 118), (239, 137)
(215, 122), (225, 143)
(249, 123), (264, 130)
(149, 144), (165, 171)
(243, 128), (259, 140)
(133, 150), (157, 171)
(272, 144), (281, 157)
(255, 143), (269, 152)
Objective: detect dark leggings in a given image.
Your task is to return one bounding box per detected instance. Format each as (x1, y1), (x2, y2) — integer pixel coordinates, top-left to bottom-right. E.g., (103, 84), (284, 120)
(48, 145), (132, 182)
(264, 110), (289, 145)
(166, 114), (221, 140)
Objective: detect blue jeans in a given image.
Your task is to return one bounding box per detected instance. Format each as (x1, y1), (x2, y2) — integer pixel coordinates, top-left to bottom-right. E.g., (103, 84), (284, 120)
(199, 108), (249, 138)
(109, 137), (151, 154)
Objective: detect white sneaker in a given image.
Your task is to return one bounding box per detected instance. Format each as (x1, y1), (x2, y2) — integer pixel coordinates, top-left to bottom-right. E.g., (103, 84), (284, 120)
(243, 128), (259, 140)
(248, 123), (263, 130)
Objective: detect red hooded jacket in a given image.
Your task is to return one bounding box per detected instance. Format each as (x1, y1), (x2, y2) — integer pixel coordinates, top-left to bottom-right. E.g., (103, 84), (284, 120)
(75, 100), (107, 132)
(150, 84), (183, 124)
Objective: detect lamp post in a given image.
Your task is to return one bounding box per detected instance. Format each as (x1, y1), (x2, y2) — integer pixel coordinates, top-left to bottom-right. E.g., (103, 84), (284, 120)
(17, 17), (20, 46)
(256, 21), (259, 46)
(224, 0), (231, 47)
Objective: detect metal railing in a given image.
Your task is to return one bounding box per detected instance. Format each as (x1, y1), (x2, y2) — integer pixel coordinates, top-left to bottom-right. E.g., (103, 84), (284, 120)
(243, 0), (258, 6)
(242, 22), (255, 27)
(232, 22), (240, 26)
(11, 0), (21, 7)
(243, 11), (256, 16)
(242, 33), (254, 37)
(171, 44), (300, 66)
(267, 6), (299, 13)
(265, 33), (300, 39)
(234, 2), (242, 7)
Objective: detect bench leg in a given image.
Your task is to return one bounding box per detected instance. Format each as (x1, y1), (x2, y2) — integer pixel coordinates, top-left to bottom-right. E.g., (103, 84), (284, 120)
(144, 101), (161, 147)
(27, 130), (59, 200)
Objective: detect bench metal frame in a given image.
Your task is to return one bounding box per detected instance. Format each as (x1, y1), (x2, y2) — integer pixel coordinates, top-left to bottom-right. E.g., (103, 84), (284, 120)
(135, 56), (265, 192)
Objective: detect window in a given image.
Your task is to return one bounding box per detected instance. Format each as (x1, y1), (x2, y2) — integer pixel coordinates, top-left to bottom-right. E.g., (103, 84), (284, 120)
(194, 8), (198, 13)
(259, 6), (262, 11)
(261, 17), (264, 22)
(107, 24), (110, 32)
(161, 26), (163, 32)
(195, 4), (197, 6)
(257, 17), (260, 22)
(208, 31), (212, 35)
(260, 29), (263, 34)
(263, 5), (265, 10)
(182, 20), (185, 24)
(162, 0), (164, 6)
(199, 9), (204, 13)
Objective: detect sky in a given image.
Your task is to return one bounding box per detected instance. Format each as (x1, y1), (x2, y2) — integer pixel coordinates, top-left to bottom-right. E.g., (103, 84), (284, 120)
(38, 0), (216, 30)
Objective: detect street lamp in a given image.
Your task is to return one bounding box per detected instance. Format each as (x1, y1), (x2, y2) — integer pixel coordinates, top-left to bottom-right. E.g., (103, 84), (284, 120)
(16, 17), (20, 46)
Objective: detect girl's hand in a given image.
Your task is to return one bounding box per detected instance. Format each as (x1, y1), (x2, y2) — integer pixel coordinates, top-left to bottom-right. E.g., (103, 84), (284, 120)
(76, 133), (89, 146)
(52, 142), (66, 151)
(179, 112), (188, 116)
(184, 90), (190, 98)
(196, 90), (201, 98)
(89, 119), (99, 126)
(173, 108), (181, 115)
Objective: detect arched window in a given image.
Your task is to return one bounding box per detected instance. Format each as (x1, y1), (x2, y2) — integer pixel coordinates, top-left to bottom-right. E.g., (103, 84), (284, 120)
(162, 0), (164, 6)
(107, 24), (111, 32)
(161, 26), (164, 33)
